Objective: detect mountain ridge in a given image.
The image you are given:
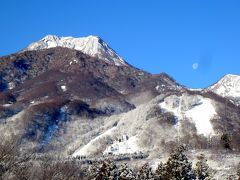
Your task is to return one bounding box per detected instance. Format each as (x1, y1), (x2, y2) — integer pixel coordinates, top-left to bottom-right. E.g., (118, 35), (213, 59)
(24, 35), (240, 97)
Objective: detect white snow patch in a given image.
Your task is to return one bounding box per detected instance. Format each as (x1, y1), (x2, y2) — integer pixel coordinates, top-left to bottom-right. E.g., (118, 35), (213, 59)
(185, 98), (216, 136)
(159, 95), (216, 136)
(155, 85), (166, 91)
(8, 82), (15, 90)
(70, 59), (78, 65)
(72, 127), (117, 157)
(188, 88), (203, 91)
(61, 85), (67, 92)
(2, 104), (12, 107)
(103, 135), (139, 155)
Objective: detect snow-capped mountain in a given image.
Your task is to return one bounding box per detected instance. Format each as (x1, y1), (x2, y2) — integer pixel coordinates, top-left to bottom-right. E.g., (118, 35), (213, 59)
(25, 35), (128, 66)
(0, 35), (240, 178)
(208, 74), (240, 104)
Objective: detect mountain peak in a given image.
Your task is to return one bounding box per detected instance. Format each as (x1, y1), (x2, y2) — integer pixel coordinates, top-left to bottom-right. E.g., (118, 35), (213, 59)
(208, 74), (240, 98)
(42, 34), (60, 41)
(223, 74), (240, 78)
(25, 35), (128, 66)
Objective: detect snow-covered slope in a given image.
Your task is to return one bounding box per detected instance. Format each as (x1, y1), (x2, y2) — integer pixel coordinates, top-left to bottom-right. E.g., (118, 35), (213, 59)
(72, 127), (117, 157)
(185, 98), (216, 136)
(159, 94), (217, 136)
(25, 35), (128, 66)
(208, 74), (240, 98)
(70, 96), (168, 157)
(70, 93), (219, 158)
(103, 135), (139, 155)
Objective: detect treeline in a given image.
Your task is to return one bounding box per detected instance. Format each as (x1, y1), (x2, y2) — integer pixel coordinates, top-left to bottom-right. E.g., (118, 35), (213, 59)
(1, 136), (240, 180)
(88, 145), (210, 180)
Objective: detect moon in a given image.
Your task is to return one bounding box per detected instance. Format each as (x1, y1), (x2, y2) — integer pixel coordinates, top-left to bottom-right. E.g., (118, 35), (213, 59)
(192, 63), (199, 70)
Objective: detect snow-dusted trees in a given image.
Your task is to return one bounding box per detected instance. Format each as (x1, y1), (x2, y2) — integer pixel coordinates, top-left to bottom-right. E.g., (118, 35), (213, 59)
(118, 163), (135, 180)
(88, 159), (118, 180)
(164, 145), (196, 179)
(136, 163), (154, 180)
(237, 163), (240, 180)
(86, 145), (220, 180)
(0, 135), (22, 179)
(36, 160), (85, 180)
(155, 145), (196, 180)
(154, 162), (165, 180)
(0, 134), (87, 180)
(0, 137), (217, 180)
(194, 154), (211, 180)
(221, 133), (232, 150)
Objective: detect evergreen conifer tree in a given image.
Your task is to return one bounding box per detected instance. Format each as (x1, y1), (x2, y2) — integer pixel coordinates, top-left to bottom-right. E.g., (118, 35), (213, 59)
(164, 145), (196, 180)
(136, 163), (154, 180)
(88, 159), (118, 180)
(194, 154), (212, 180)
(118, 163), (135, 180)
(154, 162), (166, 180)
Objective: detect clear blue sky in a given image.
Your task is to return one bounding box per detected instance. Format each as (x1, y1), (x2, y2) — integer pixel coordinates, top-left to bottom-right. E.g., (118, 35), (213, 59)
(1, 0), (240, 88)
